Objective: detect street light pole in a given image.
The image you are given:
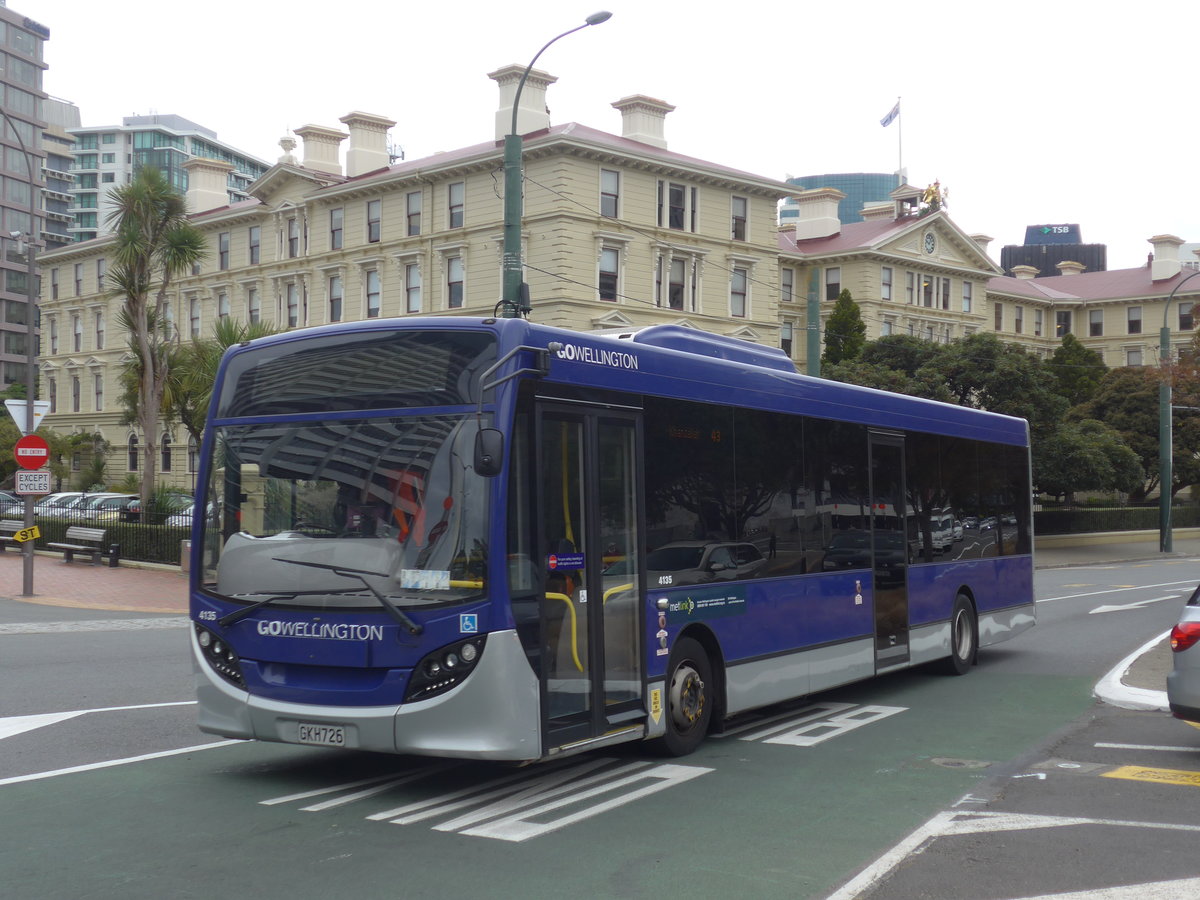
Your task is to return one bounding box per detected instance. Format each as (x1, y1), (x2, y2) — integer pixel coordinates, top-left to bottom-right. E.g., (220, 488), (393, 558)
(1158, 268), (1200, 552)
(500, 11), (612, 319)
(2, 111), (41, 595)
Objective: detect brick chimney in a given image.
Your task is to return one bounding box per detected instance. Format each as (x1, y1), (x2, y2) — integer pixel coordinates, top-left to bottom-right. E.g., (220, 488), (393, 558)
(339, 112), (396, 177)
(791, 188), (845, 241)
(293, 124), (347, 175)
(182, 157), (234, 214)
(1149, 234), (1184, 281)
(1056, 260), (1086, 276)
(611, 95), (675, 149)
(489, 65), (556, 140)
(1011, 265), (1039, 280)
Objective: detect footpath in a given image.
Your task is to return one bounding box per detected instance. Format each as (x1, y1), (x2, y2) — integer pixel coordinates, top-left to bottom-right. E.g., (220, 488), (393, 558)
(2, 531), (1196, 709)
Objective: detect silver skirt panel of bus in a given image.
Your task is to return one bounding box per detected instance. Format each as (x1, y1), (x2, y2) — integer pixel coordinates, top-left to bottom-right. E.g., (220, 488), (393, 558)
(193, 629), (542, 761)
(724, 601), (1036, 717)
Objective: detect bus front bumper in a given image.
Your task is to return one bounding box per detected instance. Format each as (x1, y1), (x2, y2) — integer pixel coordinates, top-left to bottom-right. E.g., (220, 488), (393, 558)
(193, 628), (543, 761)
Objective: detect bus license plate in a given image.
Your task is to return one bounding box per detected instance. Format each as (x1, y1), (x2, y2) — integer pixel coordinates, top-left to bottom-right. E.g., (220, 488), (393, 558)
(298, 723), (346, 747)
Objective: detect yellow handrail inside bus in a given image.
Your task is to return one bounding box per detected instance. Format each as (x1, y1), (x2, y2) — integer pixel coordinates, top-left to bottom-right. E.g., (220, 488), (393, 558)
(603, 583), (634, 605)
(545, 591), (583, 673)
(449, 579), (484, 589)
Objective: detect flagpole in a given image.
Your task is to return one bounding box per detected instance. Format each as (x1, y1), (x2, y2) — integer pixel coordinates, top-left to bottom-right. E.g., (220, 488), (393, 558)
(896, 96), (903, 185)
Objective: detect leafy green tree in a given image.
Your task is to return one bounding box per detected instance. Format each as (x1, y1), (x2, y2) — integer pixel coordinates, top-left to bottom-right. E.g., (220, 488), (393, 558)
(822, 289), (866, 367)
(106, 167), (207, 502)
(1034, 419), (1143, 502)
(169, 317), (279, 447)
(919, 333), (1067, 437)
(1072, 366), (1200, 501)
(1047, 333), (1107, 406)
(860, 334), (943, 377)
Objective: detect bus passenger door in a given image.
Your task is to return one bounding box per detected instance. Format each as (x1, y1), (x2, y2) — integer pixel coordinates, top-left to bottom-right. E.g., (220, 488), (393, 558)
(536, 406), (643, 751)
(869, 433), (910, 669)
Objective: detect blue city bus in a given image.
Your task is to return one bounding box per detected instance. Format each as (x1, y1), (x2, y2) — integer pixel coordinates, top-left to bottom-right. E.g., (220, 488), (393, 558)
(189, 317), (1034, 761)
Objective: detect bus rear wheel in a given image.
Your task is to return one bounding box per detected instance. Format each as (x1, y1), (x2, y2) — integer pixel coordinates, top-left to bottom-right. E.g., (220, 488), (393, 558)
(939, 595), (977, 676)
(657, 637), (713, 756)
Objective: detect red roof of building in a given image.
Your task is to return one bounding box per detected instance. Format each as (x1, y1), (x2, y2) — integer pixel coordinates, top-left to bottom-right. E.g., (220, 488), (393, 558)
(988, 265), (1200, 302)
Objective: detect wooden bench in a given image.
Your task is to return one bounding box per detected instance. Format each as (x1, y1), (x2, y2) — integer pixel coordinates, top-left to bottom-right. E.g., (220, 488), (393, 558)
(0, 519), (21, 551)
(46, 526), (111, 565)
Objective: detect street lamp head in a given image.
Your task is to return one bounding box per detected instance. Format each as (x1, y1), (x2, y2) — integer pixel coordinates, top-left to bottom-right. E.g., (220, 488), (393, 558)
(586, 11), (613, 25)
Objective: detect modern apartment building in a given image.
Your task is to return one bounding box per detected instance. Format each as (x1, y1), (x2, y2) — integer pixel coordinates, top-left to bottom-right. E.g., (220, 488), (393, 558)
(67, 114), (269, 241)
(0, 2), (48, 391)
(41, 97), (77, 250)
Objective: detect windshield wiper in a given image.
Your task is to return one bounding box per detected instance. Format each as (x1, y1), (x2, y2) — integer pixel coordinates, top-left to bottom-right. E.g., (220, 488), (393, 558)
(268, 557), (424, 635)
(217, 587), (367, 628)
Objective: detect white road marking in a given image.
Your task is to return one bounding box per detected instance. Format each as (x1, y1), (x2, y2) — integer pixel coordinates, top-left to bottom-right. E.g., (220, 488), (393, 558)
(1089, 595), (1179, 614)
(0, 700), (196, 741)
(726, 702), (857, 741)
(1095, 742), (1200, 754)
(759, 704), (906, 747)
(268, 755), (712, 843)
(827, 808), (1200, 900)
(0, 740), (239, 787)
(1094, 630), (1171, 711)
(1038, 580), (1195, 604)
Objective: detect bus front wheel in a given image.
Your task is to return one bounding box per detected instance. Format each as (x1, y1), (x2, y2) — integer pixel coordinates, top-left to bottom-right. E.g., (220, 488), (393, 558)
(939, 595), (977, 676)
(657, 637), (713, 756)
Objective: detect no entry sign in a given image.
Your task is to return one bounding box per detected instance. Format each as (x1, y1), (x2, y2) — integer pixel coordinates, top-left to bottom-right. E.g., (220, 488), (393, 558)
(13, 433), (49, 469)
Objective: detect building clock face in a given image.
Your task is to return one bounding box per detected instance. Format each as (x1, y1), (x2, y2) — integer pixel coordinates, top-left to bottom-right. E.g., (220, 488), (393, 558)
(924, 232), (936, 254)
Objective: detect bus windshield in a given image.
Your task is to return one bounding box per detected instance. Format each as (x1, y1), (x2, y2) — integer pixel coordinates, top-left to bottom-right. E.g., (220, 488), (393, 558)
(199, 415), (489, 612)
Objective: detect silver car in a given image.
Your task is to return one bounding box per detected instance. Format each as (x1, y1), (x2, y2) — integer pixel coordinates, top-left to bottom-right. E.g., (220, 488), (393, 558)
(1167, 584), (1200, 725)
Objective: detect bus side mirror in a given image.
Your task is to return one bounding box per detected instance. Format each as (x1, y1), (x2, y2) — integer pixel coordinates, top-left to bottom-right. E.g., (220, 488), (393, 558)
(474, 428), (504, 477)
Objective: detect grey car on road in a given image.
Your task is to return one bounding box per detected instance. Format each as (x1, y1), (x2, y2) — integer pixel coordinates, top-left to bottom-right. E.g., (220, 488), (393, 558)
(1167, 584), (1200, 724)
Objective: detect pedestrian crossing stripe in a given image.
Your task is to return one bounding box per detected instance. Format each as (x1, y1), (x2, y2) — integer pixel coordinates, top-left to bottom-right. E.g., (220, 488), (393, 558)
(1102, 765), (1200, 787)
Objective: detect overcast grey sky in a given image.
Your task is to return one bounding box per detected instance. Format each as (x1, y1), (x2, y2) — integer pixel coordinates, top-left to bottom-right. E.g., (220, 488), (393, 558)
(34, 0), (1200, 271)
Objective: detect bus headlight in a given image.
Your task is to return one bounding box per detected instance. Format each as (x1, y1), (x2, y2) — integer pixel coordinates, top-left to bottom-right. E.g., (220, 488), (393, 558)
(405, 635), (487, 703)
(195, 624), (245, 688)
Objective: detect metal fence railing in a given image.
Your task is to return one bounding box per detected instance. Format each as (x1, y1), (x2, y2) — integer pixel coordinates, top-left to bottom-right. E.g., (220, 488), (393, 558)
(2, 509), (190, 566)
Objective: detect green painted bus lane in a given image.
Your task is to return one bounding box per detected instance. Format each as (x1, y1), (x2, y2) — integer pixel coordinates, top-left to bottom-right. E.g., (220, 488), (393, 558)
(0, 667), (1097, 900)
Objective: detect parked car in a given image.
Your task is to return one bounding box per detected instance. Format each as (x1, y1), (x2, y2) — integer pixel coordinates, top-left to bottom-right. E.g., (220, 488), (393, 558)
(644, 540), (766, 586)
(121, 493), (193, 523)
(78, 494), (139, 521)
(34, 492), (86, 514)
(1167, 584), (1200, 725)
(165, 499), (211, 527)
(822, 530), (912, 574)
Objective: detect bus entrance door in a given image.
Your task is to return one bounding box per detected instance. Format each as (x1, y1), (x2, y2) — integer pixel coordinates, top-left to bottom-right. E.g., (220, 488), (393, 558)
(536, 407), (643, 752)
(869, 433), (910, 669)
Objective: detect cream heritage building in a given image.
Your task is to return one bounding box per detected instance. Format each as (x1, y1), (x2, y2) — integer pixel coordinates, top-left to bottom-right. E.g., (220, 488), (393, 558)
(33, 67), (1200, 492)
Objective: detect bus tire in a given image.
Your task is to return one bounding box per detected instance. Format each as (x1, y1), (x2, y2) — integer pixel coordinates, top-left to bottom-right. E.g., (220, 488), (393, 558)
(657, 637), (713, 757)
(940, 595), (977, 676)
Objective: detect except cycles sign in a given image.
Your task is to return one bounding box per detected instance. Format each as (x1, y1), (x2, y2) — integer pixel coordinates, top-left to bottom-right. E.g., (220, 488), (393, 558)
(13, 434), (49, 469)
(15, 469), (50, 494)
